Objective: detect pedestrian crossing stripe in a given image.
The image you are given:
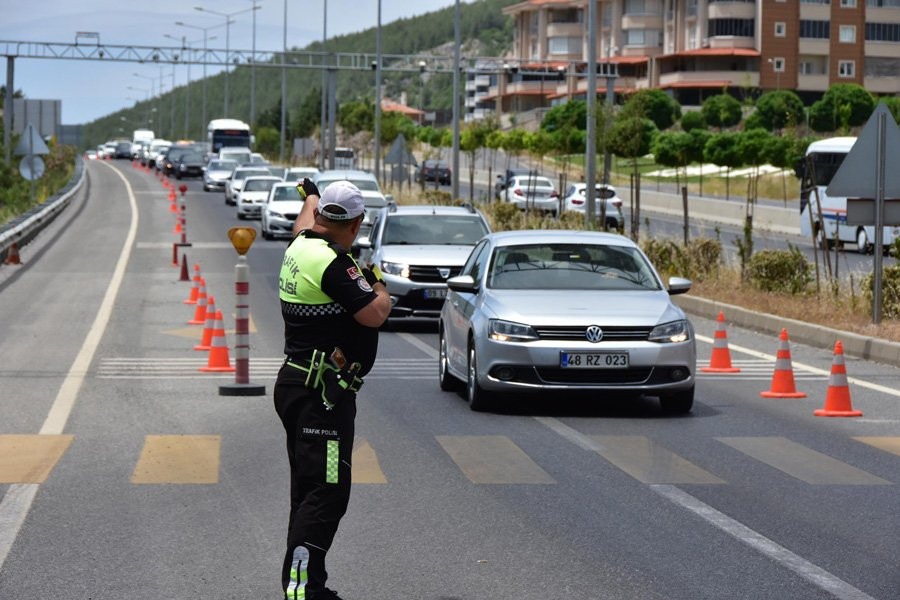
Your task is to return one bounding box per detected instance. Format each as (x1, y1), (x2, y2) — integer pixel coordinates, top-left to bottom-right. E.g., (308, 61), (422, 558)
(5, 434), (895, 486)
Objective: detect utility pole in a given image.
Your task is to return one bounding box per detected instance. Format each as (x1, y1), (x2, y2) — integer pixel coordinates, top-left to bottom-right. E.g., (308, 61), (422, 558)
(585, 0), (598, 227)
(319, 0), (328, 169)
(374, 0), (382, 182)
(280, 0), (287, 163)
(251, 0), (260, 127)
(451, 0), (461, 200)
(4, 57), (13, 163)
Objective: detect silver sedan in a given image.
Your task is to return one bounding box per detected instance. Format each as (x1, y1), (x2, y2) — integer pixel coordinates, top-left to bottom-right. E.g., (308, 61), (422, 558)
(438, 230), (696, 412)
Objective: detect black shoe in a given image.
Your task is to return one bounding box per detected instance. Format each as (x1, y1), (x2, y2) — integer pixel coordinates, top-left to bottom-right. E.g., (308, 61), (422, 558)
(312, 588), (345, 600)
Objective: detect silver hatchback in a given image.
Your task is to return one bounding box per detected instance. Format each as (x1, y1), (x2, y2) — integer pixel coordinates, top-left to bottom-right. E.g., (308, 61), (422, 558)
(438, 230), (696, 412)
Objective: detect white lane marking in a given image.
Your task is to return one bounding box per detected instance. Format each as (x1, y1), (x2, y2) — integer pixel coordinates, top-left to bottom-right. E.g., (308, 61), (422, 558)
(650, 485), (877, 600)
(94, 375), (436, 380)
(535, 416), (876, 600)
(135, 242), (233, 249)
(396, 332), (439, 359)
(0, 161), (138, 574)
(696, 334), (900, 399)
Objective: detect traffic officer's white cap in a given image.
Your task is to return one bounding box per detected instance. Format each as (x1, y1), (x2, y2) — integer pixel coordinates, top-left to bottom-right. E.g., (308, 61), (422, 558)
(317, 181), (365, 221)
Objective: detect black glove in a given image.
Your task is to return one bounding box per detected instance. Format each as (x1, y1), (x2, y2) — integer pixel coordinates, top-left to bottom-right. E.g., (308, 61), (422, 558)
(297, 177), (320, 199)
(362, 265), (385, 287)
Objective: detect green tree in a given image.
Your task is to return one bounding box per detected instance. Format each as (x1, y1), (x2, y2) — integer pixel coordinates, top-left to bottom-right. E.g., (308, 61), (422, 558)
(735, 128), (772, 277)
(502, 128), (528, 172)
(290, 88), (322, 139)
(809, 84), (875, 132)
(752, 90), (806, 131)
(610, 116), (657, 237)
(882, 97), (900, 124)
(484, 129), (505, 194)
(687, 128), (712, 196)
(524, 129), (554, 209)
(763, 134), (792, 205)
(624, 89), (681, 131)
(680, 111), (707, 132)
(652, 131), (692, 189)
(541, 100), (588, 132)
(253, 126), (281, 158)
(338, 100), (373, 135)
(704, 132), (743, 200)
(551, 126), (585, 202)
(701, 94), (743, 130)
(460, 123), (490, 203)
(257, 98), (283, 131)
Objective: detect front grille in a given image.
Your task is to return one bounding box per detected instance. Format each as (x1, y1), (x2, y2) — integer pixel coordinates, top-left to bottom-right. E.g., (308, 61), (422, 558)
(535, 367), (653, 385)
(408, 265), (462, 283)
(533, 325), (653, 342)
(283, 213), (298, 221)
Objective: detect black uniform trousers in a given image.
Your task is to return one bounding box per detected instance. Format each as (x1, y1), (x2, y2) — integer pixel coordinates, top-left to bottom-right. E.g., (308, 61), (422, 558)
(274, 365), (356, 599)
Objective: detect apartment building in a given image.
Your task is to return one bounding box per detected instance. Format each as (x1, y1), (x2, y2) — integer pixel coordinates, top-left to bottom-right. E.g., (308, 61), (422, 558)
(476, 0), (900, 116)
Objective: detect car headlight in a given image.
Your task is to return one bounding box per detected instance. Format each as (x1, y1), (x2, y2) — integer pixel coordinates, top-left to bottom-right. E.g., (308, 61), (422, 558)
(241, 197), (252, 204)
(380, 261), (409, 278)
(180, 164), (186, 170)
(267, 210), (284, 219)
(648, 320), (690, 343)
(489, 319), (539, 342)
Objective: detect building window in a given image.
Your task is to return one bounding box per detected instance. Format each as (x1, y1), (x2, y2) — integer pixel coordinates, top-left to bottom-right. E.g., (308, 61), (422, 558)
(602, 3), (613, 27)
(838, 60), (855, 77)
(799, 57), (827, 74)
(840, 0), (856, 6)
(548, 36), (583, 55)
(839, 25), (856, 42)
(772, 57), (786, 72)
(868, 0), (900, 6)
(550, 8), (583, 23)
(866, 22), (900, 42)
(624, 0), (663, 16)
(687, 0), (698, 16)
(800, 0), (830, 3)
(799, 20), (830, 38)
(865, 57), (900, 76)
(707, 0), (755, 3)
(709, 18), (755, 37)
(624, 29), (663, 46)
(775, 22), (786, 37)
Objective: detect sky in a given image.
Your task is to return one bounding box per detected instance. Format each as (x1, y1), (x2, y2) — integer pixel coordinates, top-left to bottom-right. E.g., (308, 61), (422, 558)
(0, 0), (465, 124)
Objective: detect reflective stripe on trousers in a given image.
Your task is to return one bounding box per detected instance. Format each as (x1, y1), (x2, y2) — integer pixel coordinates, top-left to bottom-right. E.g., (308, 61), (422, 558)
(286, 546), (310, 599)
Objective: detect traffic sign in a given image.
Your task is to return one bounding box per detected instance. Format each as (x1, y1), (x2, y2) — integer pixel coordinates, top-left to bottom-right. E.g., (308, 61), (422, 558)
(18, 155), (45, 181)
(227, 227), (256, 255)
(13, 123), (50, 156)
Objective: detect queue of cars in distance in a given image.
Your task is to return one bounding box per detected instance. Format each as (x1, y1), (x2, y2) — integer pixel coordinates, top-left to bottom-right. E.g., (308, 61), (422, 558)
(438, 230), (696, 413)
(356, 203), (492, 318)
(236, 176), (282, 219)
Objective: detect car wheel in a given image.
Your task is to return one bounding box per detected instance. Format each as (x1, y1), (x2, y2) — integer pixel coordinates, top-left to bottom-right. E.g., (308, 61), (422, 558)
(438, 327), (457, 392)
(857, 228), (870, 255)
(660, 386), (694, 414)
(237, 213), (246, 220)
(466, 341), (491, 412)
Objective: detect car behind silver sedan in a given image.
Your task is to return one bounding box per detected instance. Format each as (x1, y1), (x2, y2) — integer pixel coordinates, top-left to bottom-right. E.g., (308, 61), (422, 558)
(438, 230), (696, 413)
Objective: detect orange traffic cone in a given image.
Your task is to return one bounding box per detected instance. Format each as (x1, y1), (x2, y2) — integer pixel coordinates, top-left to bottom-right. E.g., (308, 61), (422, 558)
(194, 297), (217, 351)
(184, 264), (202, 304)
(188, 279), (207, 324)
(178, 253), (190, 282)
(815, 341), (862, 417)
(4, 242), (22, 265)
(760, 328), (806, 398)
(700, 311), (741, 373)
(174, 214), (183, 234)
(199, 313), (235, 373)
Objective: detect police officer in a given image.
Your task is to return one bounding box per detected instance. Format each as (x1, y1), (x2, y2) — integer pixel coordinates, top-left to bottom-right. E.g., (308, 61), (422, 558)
(275, 179), (391, 600)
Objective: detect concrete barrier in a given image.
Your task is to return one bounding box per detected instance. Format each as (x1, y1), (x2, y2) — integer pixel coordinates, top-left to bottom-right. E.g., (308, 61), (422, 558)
(675, 294), (900, 368)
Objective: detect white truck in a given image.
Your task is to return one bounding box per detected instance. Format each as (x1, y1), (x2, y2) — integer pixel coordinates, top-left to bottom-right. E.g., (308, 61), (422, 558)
(799, 136), (899, 254)
(131, 129), (155, 159)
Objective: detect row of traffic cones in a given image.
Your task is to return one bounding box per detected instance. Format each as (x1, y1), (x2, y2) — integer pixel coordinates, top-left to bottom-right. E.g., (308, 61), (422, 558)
(702, 311), (863, 417)
(182, 262), (236, 372)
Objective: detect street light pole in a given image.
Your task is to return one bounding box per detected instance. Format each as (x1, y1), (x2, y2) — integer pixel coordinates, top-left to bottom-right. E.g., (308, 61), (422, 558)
(320, 0), (328, 170)
(250, 0), (261, 127)
(177, 20), (225, 135)
(374, 0), (382, 182)
(195, 5), (258, 118)
(451, 0), (461, 200)
(585, 0), (598, 227)
(280, 0), (287, 163)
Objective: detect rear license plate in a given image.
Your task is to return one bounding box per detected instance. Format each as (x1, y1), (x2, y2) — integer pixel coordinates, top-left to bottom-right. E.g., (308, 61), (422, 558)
(560, 352), (629, 369)
(424, 288), (448, 299)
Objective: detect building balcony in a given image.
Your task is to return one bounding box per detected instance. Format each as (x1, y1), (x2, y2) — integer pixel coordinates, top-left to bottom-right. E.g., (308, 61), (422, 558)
(797, 74), (829, 91)
(799, 4), (830, 19)
(709, 36), (757, 48)
(865, 41), (900, 58)
(865, 76), (900, 93)
(798, 40), (830, 55)
(708, 3), (756, 18)
(546, 22), (584, 37)
(622, 14), (664, 30)
(867, 7), (900, 24)
(659, 70), (759, 87)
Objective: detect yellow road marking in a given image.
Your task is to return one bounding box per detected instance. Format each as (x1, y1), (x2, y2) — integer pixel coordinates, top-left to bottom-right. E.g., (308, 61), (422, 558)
(717, 437), (890, 485)
(0, 435), (74, 483)
(590, 435), (724, 484)
(351, 438), (387, 484)
(853, 437), (900, 458)
(436, 435), (555, 484)
(131, 435), (220, 484)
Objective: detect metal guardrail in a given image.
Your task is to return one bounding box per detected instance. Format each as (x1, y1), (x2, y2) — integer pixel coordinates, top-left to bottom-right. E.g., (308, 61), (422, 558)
(0, 155), (85, 261)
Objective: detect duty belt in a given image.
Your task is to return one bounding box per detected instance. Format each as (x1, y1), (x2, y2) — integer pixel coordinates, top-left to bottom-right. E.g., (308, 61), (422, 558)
(284, 349), (363, 410)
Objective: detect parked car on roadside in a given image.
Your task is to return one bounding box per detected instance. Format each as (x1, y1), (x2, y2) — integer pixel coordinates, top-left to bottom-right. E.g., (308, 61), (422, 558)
(236, 176), (282, 219)
(261, 183), (305, 239)
(561, 183), (624, 229)
(438, 230), (696, 413)
(356, 203), (491, 318)
(415, 160), (451, 185)
(494, 168), (532, 199)
(502, 175), (559, 213)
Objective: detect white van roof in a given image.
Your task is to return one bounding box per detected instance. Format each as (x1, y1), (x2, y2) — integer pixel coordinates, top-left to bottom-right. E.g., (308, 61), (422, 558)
(806, 137), (857, 155)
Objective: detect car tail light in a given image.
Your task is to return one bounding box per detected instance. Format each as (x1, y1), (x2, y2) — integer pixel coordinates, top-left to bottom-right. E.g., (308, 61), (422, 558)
(514, 188), (523, 197)
(551, 191), (558, 198)
(571, 198), (584, 205)
(612, 201), (622, 208)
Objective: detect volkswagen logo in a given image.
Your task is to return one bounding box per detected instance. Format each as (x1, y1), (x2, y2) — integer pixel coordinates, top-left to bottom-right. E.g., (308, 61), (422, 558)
(438, 268), (451, 279)
(585, 325), (603, 343)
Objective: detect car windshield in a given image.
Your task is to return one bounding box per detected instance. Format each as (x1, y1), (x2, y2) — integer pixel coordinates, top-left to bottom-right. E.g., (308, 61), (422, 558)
(515, 177), (553, 188)
(286, 170), (318, 181)
(272, 186), (302, 202)
(318, 178), (380, 192)
(382, 215), (488, 246)
(580, 187), (617, 199)
(234, 169), (268, 181)
(222, 152), (251, 163)
(180, 153), (203, 162)
(487, 243), (661, 291)
(244, 179), (277, 192)
(209, 160), (237, 171)
(267, 166), (287, 177)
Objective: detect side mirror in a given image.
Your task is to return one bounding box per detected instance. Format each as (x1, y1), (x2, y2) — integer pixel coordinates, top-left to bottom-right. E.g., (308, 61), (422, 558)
(447, 275), (477, 292)
(356, 236), (372, 249)
(667, 277), (692, 295)
(384, 194), (394, 203)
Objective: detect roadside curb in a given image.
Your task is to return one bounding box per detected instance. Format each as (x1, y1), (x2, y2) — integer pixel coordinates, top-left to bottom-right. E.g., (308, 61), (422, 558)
(674, 294), (900, 369)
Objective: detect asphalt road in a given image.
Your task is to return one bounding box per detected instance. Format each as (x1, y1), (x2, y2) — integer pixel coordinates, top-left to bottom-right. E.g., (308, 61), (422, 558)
(0, 160), (898, 599)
